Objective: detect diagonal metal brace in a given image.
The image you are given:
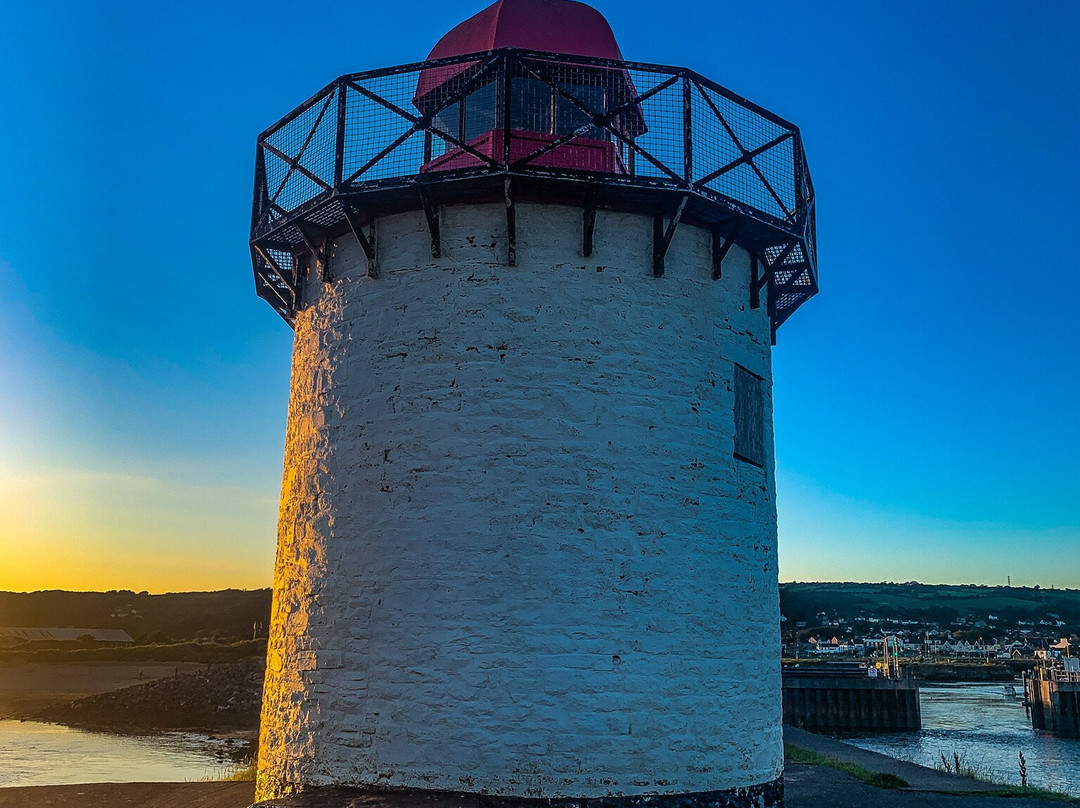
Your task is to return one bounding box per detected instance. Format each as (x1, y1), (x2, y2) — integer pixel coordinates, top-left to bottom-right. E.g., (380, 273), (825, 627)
(652, 194), (689, 276)
(251, 244), (297, 311)
(253, 243), (303, 316)
(295, 219), (332, 283)
(760, 242), (796, 289)
(342, 203), (378, 278)
(504, 177), (516, 267)
(750, 252), (760, 309)
(582, 187), (599, 258)
(711, 218), (743, 280)
(418, 187), (441, 259)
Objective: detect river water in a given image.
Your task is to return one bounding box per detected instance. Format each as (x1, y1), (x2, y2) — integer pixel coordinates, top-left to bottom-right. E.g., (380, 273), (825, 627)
(846, 683), (1080, 797)
(3, 686), (1079, 792)
(0, 719), (248, 787)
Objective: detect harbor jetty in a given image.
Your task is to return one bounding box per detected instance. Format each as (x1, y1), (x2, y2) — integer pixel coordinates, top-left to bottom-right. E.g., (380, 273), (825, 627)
(1024, 661), (1080, 734)
(783, 662), (921, 733)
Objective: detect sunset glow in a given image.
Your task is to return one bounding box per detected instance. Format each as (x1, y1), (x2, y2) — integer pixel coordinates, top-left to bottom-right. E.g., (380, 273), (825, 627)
(1, 0), (1077, 593)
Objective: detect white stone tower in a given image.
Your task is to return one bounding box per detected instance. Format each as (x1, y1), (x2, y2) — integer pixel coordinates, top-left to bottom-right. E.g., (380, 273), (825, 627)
(249, 2), (817, 806)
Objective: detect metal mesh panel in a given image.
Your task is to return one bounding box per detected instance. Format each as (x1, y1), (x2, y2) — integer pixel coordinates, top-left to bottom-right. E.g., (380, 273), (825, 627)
(263, 90), (336, 213)
(510, 57), (654, 173)
(627, 71), (684, 180)
(255, 53), (810, 228)
(252, 247), (298, 321)
(691, 91), (741, 178)
(344, 72), (427, 182)
(298, 101), (338, 188)
(250, 50), (817, 331)
(692, 82), (796, 222)
(278, 171), (330, 213)
(775, 291), (807, 311)
(774, 267), (798, 286)
(754, 135), (796, 220)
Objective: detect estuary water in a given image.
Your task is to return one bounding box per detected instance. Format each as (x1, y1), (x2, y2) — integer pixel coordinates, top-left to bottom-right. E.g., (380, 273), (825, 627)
(846, 683), (1080, 797)
(3, 686), (1079, 792)
(0, 719), (248, 787)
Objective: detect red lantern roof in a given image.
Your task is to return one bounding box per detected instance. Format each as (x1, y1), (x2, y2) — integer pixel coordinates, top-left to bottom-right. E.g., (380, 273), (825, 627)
(415, 0), (626, 110)
(427, 0), (625, 62)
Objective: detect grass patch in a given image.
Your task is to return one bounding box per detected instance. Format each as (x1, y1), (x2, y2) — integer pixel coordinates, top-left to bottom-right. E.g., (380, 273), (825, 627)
(203, 759), (257, 783)
(937, 750), (993, 781)
(220, 760), (257, 782)
(934, 750), (1080, 802)
(784, 742), (909, 789)
(973, 786), (1080, 803)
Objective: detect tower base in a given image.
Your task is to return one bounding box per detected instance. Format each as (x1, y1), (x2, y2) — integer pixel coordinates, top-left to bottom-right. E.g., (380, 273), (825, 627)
(252, 779), (784, 808)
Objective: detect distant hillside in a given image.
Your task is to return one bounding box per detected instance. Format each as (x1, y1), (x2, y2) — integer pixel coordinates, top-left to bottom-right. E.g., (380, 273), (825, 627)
(6, 584), (1076, 645)
(780, 582), (1080, 629)
(0, 589), (272, 644)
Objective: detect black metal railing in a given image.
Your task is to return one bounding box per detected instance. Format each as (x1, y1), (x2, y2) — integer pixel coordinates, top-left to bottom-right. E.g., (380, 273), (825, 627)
(251, 49), (816, 333)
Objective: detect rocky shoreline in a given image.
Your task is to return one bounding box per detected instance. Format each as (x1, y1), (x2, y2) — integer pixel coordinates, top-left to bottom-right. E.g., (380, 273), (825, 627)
(29, 659), (263, 736)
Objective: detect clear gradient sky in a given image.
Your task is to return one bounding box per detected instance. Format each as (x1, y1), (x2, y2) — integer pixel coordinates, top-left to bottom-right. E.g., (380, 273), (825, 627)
(1, 1), (1077, 593)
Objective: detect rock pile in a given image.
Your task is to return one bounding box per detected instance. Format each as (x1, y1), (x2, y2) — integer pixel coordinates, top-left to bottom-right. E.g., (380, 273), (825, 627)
(32, 659), (264, 733)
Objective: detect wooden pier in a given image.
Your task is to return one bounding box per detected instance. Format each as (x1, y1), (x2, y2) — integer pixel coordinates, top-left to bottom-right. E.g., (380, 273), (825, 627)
(1024, 666), (1080, 734)
(782, 664), (921, 733)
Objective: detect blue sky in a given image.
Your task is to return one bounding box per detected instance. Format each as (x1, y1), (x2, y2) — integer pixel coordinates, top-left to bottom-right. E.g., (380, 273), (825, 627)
(1, 0), (1077, 591)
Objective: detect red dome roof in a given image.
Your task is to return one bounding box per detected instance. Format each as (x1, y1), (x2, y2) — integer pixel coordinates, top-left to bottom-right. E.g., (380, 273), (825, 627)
(427, 0), (624, 62)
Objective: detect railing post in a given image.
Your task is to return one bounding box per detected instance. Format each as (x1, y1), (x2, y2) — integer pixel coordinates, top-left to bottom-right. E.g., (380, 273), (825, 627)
(793, 130), (806, 231)
(682, 73), (693, 187)
(250, 144), (267, 235)
(335, 82), (347, 190)
(502, 52), (513, 167)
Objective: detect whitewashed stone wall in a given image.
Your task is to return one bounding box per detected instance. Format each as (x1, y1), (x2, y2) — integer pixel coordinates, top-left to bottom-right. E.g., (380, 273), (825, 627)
(257, 202), (782, 801)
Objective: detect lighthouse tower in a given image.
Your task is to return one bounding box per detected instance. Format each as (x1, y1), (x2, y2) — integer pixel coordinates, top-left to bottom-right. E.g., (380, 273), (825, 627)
(250, 1), (817, 806)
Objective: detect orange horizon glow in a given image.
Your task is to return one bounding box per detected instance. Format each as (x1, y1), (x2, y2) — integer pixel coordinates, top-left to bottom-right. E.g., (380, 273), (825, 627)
(0, 467), (276, 595)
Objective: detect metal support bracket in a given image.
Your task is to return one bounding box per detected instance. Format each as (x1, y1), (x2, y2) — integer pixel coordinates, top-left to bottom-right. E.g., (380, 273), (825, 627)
(759, 241), (796, 292)
(252, 243), (299, 310)
(652, 194), (689, 276)
(342, 203), (378, 278)
(295, 219), (332, 283)
(773, 266), (813, 298)
(711, 218), (743, 280)
(750, 251), (760, 309)
(504, 177), (516, 267)
(419, 187), (441, 259)
(768, 275), (778, 346)
(582, 188), (598, 258)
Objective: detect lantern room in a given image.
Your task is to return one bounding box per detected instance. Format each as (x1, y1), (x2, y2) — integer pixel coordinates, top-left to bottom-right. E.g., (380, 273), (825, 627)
(414, 0), (645, 173)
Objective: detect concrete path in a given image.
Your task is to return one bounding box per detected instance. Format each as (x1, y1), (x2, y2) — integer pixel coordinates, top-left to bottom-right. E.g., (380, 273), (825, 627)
(785, 762), (1069, 807)
(784, 726), (1002, 793)
(1, 774), (1074, 808)
(0, 781), (254, 808)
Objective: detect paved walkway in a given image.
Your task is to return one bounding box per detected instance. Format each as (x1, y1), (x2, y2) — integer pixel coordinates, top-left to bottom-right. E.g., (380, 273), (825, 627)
(784, 726), (1001, 793)
(1, 754), (1073, 808)
(0, 782), (254, 808)
(785, 762), (1070, 807)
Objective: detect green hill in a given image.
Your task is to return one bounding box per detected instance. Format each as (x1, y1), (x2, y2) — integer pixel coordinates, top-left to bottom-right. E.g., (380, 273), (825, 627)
(0, 589), (272, 644)
(780, 582), (1080, 629)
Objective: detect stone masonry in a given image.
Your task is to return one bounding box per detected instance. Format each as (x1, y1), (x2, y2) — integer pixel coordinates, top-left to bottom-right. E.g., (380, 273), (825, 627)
(257, 201), (782, 801)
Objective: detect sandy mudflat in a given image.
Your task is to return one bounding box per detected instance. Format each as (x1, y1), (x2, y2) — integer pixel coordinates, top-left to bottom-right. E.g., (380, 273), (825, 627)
(0, 662), (208, 718)
(0, 781), (254, 807)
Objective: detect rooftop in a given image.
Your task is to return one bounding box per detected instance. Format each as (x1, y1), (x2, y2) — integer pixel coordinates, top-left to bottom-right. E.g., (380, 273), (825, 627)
(427, 0), (624, 61)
